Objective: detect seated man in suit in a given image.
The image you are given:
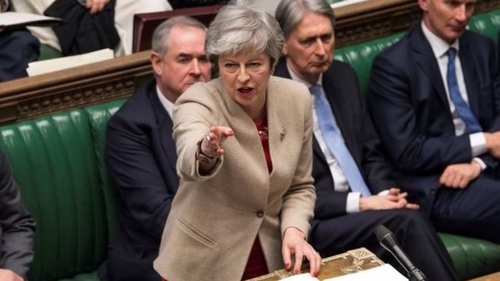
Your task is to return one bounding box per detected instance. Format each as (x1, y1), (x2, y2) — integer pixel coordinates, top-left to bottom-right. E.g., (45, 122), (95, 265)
(369, 0), (500, 244)
(0, 0), (40, 82)
(274, 0), (457, 280)
(0, 149), (36, 281)
(98, 16), (211, 281)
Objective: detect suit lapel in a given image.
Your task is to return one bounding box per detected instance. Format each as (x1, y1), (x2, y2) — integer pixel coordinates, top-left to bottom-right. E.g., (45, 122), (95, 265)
(459, 40), (480, 118)
(149, 86), (178, 186)
(412, 26), (450, 110)
(321, 70), (354, 154)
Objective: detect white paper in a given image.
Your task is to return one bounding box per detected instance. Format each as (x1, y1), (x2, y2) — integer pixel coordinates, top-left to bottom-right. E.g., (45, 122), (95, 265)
(0, 12), (60, 28)
(281, 273), (319, 281)
(323, 264), (408, 281)
(27, 49), (115, 76)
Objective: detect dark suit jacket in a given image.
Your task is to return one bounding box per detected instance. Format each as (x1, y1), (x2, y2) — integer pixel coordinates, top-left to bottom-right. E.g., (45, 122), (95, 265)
(0, 28), (39, 82)
(275, 58), (395, 223)
(0, 149), (35, 279)
(100, 80), (178, 281)
(369, 25), (500, 212)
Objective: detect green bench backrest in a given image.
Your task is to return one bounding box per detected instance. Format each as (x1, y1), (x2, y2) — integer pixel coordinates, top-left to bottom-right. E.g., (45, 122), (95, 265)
(0, 100), (124, 281)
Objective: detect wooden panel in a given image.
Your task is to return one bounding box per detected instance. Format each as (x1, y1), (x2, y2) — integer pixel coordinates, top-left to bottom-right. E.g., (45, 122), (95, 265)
(470, 271), (500, 281)
(132, 5), (223, 52)
(0, 51), (152, 124)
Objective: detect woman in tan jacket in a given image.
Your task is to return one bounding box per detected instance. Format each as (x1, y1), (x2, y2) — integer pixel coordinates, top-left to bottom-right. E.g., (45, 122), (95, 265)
(154, 2), (321, 280)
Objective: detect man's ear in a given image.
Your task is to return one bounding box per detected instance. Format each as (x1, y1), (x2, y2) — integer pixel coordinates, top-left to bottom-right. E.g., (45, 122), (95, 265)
(150, 52), (163, 76)
(418, 0), (429, 12)
(282, 42), (289, 57)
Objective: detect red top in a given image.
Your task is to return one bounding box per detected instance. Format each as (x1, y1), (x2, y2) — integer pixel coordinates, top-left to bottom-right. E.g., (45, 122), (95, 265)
(241, 117), (272, 280)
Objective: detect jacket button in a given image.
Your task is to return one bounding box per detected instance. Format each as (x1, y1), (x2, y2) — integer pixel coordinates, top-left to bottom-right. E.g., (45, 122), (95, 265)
(256, 210), (264, 218)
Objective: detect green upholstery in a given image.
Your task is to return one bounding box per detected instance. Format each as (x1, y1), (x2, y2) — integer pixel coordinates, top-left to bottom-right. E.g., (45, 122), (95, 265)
(467, 9), (500, 44)
(334, 9), (500, 281)
(39, 44), (63, 61)
(335, 33), (404, 97)
(0, 100), (124, 281)
(440, 233), (500, 280)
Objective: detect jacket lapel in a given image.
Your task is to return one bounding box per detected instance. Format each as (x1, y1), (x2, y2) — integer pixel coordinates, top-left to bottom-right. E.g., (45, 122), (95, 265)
(412, 26), (451, 111)
(149, 85), (178, 185)
(459, 40), (480, 118)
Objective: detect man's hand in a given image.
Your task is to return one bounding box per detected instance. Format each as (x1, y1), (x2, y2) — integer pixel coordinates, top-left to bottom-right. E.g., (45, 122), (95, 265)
(484, 131), (500, 159)
(0, 269), (23, 281)
(439, 161), (481, 189)
(86, 0), (110, 14)
(282, 227), (321, 277)
(359, 188), (419, 211)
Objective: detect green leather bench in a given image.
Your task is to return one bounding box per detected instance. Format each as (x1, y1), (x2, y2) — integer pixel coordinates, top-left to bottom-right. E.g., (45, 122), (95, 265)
(335, 8), (500, 281)
(0, 100), (124, 281)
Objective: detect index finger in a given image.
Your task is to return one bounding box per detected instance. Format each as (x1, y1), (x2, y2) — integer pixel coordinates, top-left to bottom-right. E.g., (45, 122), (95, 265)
(210, 126), (234, 137)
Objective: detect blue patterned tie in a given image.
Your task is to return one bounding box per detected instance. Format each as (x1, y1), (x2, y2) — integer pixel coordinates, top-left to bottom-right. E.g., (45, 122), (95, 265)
(310, 84), (371, 197)
(447, 48), (482, 133)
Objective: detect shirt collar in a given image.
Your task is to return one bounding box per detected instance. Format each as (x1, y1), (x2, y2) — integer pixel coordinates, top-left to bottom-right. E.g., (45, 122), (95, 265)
(421, 21), (460, 59)
(286, 62), (323, 88)
(156, 84), (174, 120)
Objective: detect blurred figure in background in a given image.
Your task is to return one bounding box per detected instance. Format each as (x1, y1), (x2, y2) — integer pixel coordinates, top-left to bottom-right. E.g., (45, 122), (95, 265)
(0, 0), (40, 82)
(10, 0), (172, 56)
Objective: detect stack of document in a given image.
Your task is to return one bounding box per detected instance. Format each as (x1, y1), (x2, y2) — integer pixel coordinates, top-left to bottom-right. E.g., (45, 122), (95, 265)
(280, 264), (407, 281)
(325, 264), (408, 281)
(26, 49), (115, 76)
(0, 12), (60, 31)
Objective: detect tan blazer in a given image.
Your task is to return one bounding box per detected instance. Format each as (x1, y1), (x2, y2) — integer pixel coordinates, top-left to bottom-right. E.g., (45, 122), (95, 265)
(154, 76), (316, 281)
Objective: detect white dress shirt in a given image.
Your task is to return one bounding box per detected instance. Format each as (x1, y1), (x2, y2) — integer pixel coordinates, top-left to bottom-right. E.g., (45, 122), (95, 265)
(156, 85), (174, 120)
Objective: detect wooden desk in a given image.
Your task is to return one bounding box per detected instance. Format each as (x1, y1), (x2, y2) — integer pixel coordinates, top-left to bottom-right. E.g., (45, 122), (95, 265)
(247, 248), (384, 281)
(470, 271), (500, 281)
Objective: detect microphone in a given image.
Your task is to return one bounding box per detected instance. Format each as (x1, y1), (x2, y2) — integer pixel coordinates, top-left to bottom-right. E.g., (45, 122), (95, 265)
(374, 225), (427, 281)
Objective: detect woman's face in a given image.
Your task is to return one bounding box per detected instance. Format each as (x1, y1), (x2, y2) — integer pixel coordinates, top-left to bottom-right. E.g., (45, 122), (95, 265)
(218, 51), (272, 119)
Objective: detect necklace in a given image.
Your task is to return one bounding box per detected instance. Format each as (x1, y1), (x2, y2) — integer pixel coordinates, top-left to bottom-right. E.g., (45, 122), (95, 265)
(258, 127), (268, 141)
(255, 118), (268, 141)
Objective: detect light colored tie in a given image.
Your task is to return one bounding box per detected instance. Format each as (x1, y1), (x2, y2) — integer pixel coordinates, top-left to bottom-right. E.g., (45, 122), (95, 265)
(310, 84), (371, 197)
(447, 48), (482, 133)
